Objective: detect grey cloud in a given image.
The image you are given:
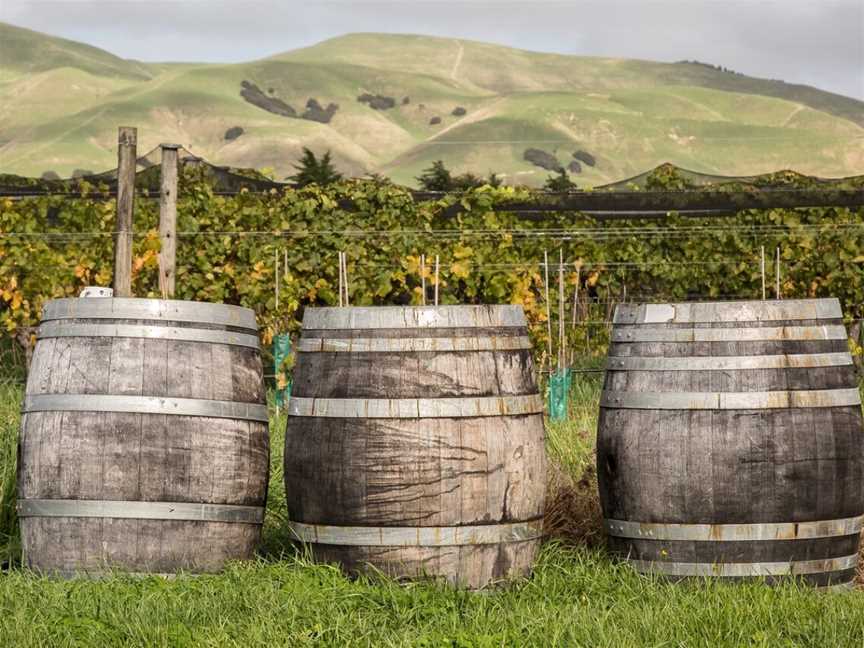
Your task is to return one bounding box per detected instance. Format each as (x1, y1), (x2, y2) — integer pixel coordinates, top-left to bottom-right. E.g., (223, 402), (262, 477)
(2, 0), (861, 98)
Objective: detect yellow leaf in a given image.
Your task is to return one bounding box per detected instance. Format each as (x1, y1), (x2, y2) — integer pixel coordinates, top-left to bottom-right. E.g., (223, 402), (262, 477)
(450, 260), (471, 279)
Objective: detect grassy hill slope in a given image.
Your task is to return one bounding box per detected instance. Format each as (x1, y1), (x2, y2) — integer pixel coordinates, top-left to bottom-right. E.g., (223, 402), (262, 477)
(1, 24), (862, 185)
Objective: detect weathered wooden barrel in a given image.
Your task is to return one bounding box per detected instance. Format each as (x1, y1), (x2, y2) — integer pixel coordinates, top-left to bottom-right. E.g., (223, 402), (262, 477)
(598, 298), (863, 589)
(18, 296), (270, 576)
(284, 305), (546, 589)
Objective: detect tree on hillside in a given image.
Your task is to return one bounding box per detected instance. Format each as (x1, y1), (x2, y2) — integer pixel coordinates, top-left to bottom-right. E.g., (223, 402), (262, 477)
(417, 161), (505, 191)
(416, 160), (453, 191)
(486, 172), (503, 188)
(544, 169), (577, 192)
(288, 148), (342, 187)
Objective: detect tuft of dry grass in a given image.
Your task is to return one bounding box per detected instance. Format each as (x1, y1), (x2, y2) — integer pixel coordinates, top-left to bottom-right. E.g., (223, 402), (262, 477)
(543, 460), (604, 548)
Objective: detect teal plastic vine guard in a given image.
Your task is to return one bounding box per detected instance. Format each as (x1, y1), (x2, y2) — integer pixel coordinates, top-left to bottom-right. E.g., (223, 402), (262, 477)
(547, 368), (571, 421)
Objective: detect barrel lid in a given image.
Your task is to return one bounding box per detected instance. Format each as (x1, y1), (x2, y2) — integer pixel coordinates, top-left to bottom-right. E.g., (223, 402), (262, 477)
(302, 305), (527, 330)
(41, 297), (258, 331)
(613, 298), (842, 325)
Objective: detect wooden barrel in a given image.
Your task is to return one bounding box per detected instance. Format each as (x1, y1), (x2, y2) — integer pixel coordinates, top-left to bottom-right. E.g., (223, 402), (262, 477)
(18, 296), (270, 576)
(598, 298), (863, 589)
(284, 305), (546, 589)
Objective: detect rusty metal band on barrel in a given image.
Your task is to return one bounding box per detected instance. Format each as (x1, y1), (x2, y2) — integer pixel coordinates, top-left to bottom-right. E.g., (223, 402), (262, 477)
(604, 515), (864, 541)
(17, 499), (264, 523)
(287, 519), (543, 546)
(22, 394), (269, 422)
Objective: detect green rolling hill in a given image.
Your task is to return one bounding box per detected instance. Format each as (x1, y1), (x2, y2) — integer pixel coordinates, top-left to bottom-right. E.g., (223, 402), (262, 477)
(1, 23), (862, 186)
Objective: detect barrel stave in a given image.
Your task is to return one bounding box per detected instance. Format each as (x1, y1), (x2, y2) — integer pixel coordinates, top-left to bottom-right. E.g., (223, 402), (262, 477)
(285, 416), (545, 526)
(293, 350), (536, 399)
(310, 541), (539, 589)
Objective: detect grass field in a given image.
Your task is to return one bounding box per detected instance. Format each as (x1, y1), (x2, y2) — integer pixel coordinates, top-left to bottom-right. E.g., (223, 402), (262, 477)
(2, 372), (864, 647)
(2, 23), (863, 184)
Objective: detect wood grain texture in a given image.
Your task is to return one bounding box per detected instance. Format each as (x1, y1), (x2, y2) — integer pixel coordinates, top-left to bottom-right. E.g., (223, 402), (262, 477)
(598, 301), (864, 587)
(158, 143), (179, 298)
(18, 301), (269, 575)
(285, 306), (546, 588)
(113, 126), (136, 298)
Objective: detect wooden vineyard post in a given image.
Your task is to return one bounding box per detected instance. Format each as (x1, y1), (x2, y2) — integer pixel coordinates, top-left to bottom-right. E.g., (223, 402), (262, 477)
(158, 143), (180, 298)
(761, 246), (766, 300)
(113, 126), (137, 297)
(558, 250), (565, 371)
(543, 251), (552, 368)
(775, 246), (781, 299)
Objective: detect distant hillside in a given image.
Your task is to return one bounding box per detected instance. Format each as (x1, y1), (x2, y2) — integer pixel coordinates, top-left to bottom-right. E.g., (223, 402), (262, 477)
(1, 23), (862, 185)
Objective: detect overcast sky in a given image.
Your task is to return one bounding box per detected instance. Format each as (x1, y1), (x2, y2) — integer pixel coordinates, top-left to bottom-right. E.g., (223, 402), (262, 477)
(3, 0), (862, 99)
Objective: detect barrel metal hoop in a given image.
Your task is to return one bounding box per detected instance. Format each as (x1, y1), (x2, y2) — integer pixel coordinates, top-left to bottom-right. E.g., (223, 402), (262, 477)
(22, 394), (269, 422)
(628, 554), (859, 577)
(287, 394), (544, 418)
(17, 499), (264, 524)
(302, 306), (526, 330)
(605, 515), (864, 541)
(297, 335), (533, 353)
(614, 299), (841, 325)
(287, 519), (543, 546)
(606, 352), (853, 371)
(42, 298), (258, 331)
(38, 322), (260, 349)
(600, 388), (861, 410)
(612, 324), (848, 343)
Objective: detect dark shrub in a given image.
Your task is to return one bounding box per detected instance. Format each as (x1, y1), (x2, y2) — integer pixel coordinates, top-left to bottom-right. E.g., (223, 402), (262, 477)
(524, 148), (562, 172)
(240, 81), (296, 117)
(573, 150), (596, 167)
(357, 93), (396, 110)
(224, 126), (244, 141)
(302, 98), (339, 123)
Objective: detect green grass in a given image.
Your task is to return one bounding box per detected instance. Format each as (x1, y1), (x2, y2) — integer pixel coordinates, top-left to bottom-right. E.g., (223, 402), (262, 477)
(2, 369), (864, 646)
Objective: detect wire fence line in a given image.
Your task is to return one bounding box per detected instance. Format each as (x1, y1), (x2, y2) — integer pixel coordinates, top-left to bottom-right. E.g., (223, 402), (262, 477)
(4, 222), (864, 240)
